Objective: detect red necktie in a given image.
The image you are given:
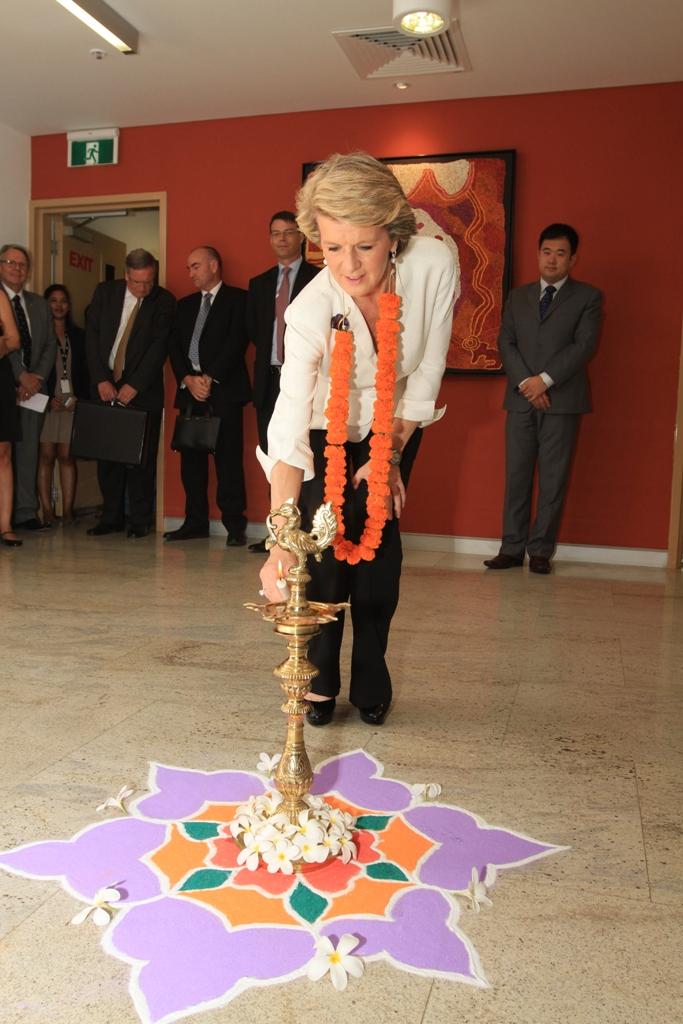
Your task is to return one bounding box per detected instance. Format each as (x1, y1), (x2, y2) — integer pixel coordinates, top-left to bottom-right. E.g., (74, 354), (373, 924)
(275, 266), (290, 364)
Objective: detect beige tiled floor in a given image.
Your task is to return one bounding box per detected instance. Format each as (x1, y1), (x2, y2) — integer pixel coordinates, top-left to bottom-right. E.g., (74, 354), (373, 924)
(0, 528), (681, 1023)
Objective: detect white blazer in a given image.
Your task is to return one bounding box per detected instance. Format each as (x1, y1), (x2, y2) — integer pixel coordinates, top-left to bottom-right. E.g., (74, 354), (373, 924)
(257, 234), (458, 482)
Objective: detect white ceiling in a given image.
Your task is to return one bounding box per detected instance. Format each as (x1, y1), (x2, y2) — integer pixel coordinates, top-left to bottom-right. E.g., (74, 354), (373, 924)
(1, 0), (681, 136)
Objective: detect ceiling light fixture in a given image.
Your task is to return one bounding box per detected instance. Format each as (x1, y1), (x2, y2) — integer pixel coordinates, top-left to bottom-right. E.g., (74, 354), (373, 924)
(393, 0), (450, 37)
(394, 81), (411, 90)
(55, 0), (138, 54)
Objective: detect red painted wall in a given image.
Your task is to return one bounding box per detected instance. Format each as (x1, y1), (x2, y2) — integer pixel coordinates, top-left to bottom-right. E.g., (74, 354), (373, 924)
(32, 82), (683, 549)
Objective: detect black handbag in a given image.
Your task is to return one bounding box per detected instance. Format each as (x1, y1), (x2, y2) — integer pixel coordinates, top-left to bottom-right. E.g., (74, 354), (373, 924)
(171, 402), (220, 454)
(69, 400), (149, 466)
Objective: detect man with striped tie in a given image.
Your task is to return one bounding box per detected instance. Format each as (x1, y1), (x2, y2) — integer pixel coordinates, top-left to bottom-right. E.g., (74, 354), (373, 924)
(166, 246), (250, 546)
(1, 243), (54, 531)
(484, 224), (602, 574)
(86, 249), (175, 539)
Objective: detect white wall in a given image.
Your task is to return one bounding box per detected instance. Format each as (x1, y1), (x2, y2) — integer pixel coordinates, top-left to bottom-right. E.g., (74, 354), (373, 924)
(0, 122), (30, 246)
(84, 210), (160, 259)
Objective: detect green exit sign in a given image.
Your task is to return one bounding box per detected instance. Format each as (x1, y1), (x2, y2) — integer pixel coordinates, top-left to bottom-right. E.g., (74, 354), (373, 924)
(67, 128), (119, 168)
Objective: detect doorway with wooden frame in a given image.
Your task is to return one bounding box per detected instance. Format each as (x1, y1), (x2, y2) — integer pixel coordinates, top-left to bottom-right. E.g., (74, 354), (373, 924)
(667, 319), (683, 570)
(29, 192), (167, 533)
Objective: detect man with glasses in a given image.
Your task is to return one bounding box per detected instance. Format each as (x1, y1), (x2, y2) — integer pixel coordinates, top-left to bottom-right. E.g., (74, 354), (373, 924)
(85, 248), (175, 539)
(246, 211), (319, 551)
(0, 244), (54, 530)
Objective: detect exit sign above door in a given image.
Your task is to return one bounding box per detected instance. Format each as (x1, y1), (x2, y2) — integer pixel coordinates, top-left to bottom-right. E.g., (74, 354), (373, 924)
(67, 128), (119, 167)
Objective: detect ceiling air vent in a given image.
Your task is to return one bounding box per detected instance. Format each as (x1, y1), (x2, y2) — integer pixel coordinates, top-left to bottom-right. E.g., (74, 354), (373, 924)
(333, 21), (470, 79)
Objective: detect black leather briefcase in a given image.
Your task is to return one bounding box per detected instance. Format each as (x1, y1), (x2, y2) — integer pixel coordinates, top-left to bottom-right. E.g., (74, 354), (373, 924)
(69, 400), (149, 466)
(171, 404), (220, 454)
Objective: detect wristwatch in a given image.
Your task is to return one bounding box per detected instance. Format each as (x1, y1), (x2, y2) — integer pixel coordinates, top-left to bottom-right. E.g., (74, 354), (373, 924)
(389, 449), (402, 466)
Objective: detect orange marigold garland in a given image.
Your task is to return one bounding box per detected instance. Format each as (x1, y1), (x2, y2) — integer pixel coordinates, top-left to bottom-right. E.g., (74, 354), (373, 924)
(323, 291), (400, 564)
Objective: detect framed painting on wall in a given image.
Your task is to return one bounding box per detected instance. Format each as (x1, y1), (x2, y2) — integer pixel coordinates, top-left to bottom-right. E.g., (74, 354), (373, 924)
(303, 150), (515, 374)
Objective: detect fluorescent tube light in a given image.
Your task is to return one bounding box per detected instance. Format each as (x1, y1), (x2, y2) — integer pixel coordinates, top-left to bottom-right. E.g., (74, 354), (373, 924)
(55, 0), (138, 54)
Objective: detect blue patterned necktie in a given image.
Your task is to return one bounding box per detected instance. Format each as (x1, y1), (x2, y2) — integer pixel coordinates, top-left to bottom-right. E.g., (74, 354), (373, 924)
(188, 292), (212, 367)
(539, 284), (556, 319)
(12, 294), (32, 367)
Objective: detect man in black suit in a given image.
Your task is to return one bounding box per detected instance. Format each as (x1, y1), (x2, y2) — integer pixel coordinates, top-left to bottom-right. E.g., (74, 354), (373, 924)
(166, 246), (250, 546)
(1, 243), (55, 530)
(485, 223), (602, 574)
(246, 210), (319, 552)
(85, 248), (175, 539)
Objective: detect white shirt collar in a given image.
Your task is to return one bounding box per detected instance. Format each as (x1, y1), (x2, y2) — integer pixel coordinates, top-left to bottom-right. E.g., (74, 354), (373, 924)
(540, 276), (568, 293)
(202, 280), (222, 300)
(279, 257), (302, 277)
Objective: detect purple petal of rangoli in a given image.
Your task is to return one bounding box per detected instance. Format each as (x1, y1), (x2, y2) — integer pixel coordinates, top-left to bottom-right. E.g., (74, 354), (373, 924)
(134, 763), (266, 821)
(405, 805), (564, 890)
(311, 750), (412, 811)
(107, 896), (315, 1024)
(0, 818), (166, 902)
(322, 888), (485, 985)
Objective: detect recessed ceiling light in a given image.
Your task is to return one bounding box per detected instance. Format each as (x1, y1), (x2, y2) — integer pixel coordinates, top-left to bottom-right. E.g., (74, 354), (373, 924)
(395, 82), (411, 90)
(393, 1), (450, 37)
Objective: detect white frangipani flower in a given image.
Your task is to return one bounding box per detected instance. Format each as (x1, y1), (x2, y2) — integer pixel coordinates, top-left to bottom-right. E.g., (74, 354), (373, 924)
(323, 807), (346, 829)
(256, 752), (281, 776)
(96, 785), (135, 814)
(229, 813), (257, 840)
(463, 867), (493, 912)
(254, 791), (284, 816)
(304, 794), (325, 811)
(336, 833), (358, 864)
(295, 809), (325, 844)
(307, 934), (364, 991)
(293, 835), (328, 864)
(236, 832), (274, 871)
(321, 832), (342, 855)
(70, 886), (122, 926)
(263, 838), (300, 874)
(411, 782), (442, 800)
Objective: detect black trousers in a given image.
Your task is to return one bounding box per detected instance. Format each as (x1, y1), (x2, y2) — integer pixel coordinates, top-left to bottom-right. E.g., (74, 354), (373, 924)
(501, 410), (580, 559)
(299, 428), (421, 708)
(97, 410), (161, 529)
(256, 368), (281, 453)
(179, 403), (247, 535)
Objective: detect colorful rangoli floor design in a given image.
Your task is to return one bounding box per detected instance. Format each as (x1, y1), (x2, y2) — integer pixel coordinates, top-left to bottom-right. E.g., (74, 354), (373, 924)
(0, 750), (566, 1024)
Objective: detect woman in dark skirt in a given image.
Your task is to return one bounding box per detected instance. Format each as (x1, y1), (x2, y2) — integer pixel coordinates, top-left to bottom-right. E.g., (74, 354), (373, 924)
(0, 289), (21, 546)
(38, 284), (89, 525)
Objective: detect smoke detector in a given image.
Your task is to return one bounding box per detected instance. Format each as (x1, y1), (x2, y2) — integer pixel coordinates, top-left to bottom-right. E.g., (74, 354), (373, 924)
(333, 20), (470, 79)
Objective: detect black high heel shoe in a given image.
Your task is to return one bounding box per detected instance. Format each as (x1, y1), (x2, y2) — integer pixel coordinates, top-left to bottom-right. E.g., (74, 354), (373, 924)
(1, 531), (23, 547)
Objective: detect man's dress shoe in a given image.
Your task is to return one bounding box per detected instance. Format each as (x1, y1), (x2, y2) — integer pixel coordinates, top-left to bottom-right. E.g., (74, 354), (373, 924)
(87, 523), (124, 536)
(529, 555), (552, 574)
(127, 526), (150, 539)
(248, 538), (267, 553)
(306, 698), (335, 726)
(359, 702), (391, 726)
(164, 525), (209, 542)
(226, 533), (247, 547)
(483, 553), (524, 570)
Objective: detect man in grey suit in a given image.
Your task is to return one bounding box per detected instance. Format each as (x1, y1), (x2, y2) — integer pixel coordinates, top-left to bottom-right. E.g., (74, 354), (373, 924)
(484, 224), (602, 574)
(0, 244), (55, 530)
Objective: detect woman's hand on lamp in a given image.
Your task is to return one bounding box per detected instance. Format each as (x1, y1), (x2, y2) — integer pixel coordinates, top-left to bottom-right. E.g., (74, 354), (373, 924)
(259, 546), (296, 603)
